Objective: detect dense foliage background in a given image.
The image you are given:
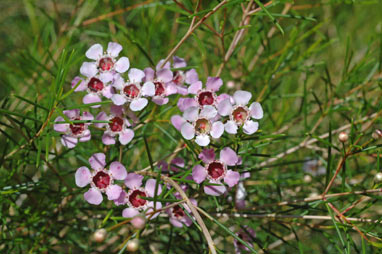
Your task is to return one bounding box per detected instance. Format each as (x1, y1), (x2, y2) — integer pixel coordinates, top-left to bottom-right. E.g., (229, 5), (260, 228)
(1, 0), (382, 253)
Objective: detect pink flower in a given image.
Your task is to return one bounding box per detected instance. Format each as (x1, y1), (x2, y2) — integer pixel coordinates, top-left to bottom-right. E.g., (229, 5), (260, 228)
(217, 90), (263, 135)
(117, 173), (162, 220)
(75, 153), (127, 205)
(157, 157), (185, 173)
(95, 106), (134, 145)
(234, 226), (256, 254)
(85, 42), (130, 74)
(171, 105), (224, 146)
(166, 198), (197, 228)
(192, 148), (240, 196)
(111, 68), (155, 111)
(53, 109), (93, 148)
(143, 60), (176, 105)
(170, 56), (199, 95)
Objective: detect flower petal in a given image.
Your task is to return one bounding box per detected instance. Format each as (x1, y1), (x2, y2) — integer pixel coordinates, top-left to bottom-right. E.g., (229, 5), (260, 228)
(192, 165), (207, 184)
(195, 134), (210, 147)
(107, 42), (122, 57)
(86, 44), (103, 60)
(125, 173), (143, 189)
(83, 94), (102, 108)
(71, 76), (87, 92)
(99, 72), (114, 83)
(106, 184), (122, 200)
(146, 201), (162, 220)
(110, 105), (124, 116)
(170, 157), (185, 172)
(188, 81), (202, 94)
(112, 74), (125, 90)
(249, 102), (263, 119)
(95, 112), (107, 128)
(128, 68), (145, 83)
(210, 121), (224, 139)
(115, 57), (130, 73)
(75, 166), (92, 187)
(205, 77), (223, 92)
(109, 161), (127, 180)
(243, 120), (259, 135)
(80, 62), (98, 78)
(224, 120), (238, 134)
(198, 148), (215, 164)
(204, 183), (226, 196)
(233, 90), (252, 106)
(81, 111), (94, 121)
(180, 122), (195, 140)
(170, 218), (184, 228)
(173, 56), (186, 68)
(143, 67), (155, 81)
(54, 116), (68, 133)
(84, 188), (103, 205)
(171, 115), (186, 131)
(152, 97), (169, 105)
(185, 69), (199, 84)
(217, 98), (233, 116)
(224, 170), (240, 187)
(102, 85), (113, 98)
(156, 59), (170, 70)
(119, 129), (134, 145)
(141, 81), (155, 96)
(183, 106), (199, 122)
(61, 135), (78, 148)
(89, 153), (106, 171)
(157, 69), (173, 83)
(122, 207), (139, 218)
(220, 147), (238, 166)
(200, 105), (217, 119)
(130, 98), (148, 111)
(79, 129), (91, 142)
(114, 190), (127, 206)
(111, 94), (127, 106)
(145, 179), (162, 197)
(102, 133), (116, 145)
(177, 98), (198, 112)
(63, 109), (80, 119)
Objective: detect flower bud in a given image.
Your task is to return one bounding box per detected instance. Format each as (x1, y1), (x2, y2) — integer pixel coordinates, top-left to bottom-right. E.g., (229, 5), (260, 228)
(130, 214), (146, 230)
(338, 132), (348, 142)
(126, 239), (139, 252)
(375, 172), (382, 183)
(93, 228), (107, 243)
(372, 129), (382, 139)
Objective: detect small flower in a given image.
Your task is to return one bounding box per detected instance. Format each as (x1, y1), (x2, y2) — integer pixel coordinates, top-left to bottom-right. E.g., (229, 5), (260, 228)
(171, 56), (199, 95)
(234, 226), (256, 254)
(217, 90), (263, 135)
(111, 68), (155, 111)
(118, 173), (162, 219)
(85, 42), (130, 74)
(53, 109), (93, 148)
(143, 60), (176, 105)
(95, 105), (134, 145)
(75, 153), (127, 205)
(192, 148), (240, 196)
(166, 198), (197, 228)
(157, 157), (185, 173)
(172, 105), (224, 146)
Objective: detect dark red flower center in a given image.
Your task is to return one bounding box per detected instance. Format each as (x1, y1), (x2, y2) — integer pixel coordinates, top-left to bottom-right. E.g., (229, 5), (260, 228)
(198, 91), (215, 106)
(129, 190), (147, 208)
(207, 161), (225, 180)
(195, 118), (211, 134)
(69, 117), (85, 135)
(154, 81), (165, 96)
(172, 205), (185, 218)
(93, 171), (111, 189)
(173, 71), (184, 85)
(109, 116), (124, 132)
(232, 106), (249, 125)
(123, 84), (140, 99)
(88, 77), (104, 92)
(99, 57), (114, 71)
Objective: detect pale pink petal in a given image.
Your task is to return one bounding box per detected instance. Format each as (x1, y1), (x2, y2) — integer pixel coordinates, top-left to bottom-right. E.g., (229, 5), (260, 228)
(157, 69), (173, 83)
(152, 97), (169, 105)
(170, 157), (185, 172)
(177, 85), (188, 95)
(195, 134), (210, 147)
(200, 105), (217, 119)
(75, 166), (92, 187)
(102, 133), (116, 145)
(89, 153), (106, 170)
(171, 115), (186, 130)
(81, 111), (94, 121)
(111, 94), (127, 106)
(114, 190), (127, 206)
(130, 98), (148, 111)
(188, 81), (202, 94)
(122, 207), (139, 218)
(143, 67), (155, 81)
(249, 102), (263, 119)
(128, 68), (145, 83)
(80, 62), (98, 78)
(54, 116), (68, 132)
(243, 120), (259, 135)
(210, 121), (224, 139)
(233, 90), (252, 106)
(156, 59), (170, 70)
(225, 121), (238, 134)
(183, 106), (199, 122)
(110, 105), (124, 116)
(192, 165), (207, 183)
(157, 160), (169, 172)
(173, 56), (186, 68)
(217, 98), (233, 116)
(180, 122), (195, 140)
(84, 188), (103, 205)
(170, 218), (184, 228)
(115, 57), (130, 73)
(99, 72), (113, 83)
(83, 94), (102, 108)
(63, 109), (80, 119)
(107, 42), (122, 57)
(79, 129), (91, 142)
(61, 135), (78, 148)
(224, 170), (240, 187)
(101, 85), (113, 98)
(141, 81), (155, 96)
(125, 173), (143, 189)
(220, 147), (238, 166)
(204, 183), (226, 196)
(146, 201), (162, 220)
(216, 93), (232, 104)
(205, 77), (223, 92)
(145, 179), (162, 197)
(106, 184), (122, 200)
(119, 129), (134, 145)
(95, 112), (107, 128)
(185, 69), (199, 84)
(199, 148), (215, 164)
(71, 76), (87, 92)
(177, 97), (198, 112)
(112, 74), (125, 90)
(166, 83), (178, 95)
(86, 44), (103, 60)
(109, 162), (127, 180)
